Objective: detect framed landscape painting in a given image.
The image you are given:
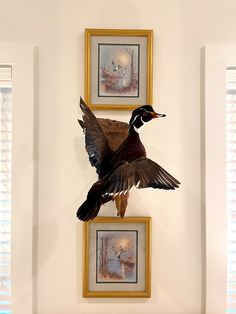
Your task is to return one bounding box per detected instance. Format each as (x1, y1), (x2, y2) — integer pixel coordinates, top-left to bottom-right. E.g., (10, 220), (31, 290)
(85, 29), (153, 110)
(83, 217), (151, 298)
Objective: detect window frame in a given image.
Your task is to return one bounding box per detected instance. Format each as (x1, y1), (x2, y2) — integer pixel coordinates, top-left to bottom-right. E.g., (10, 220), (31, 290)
(0, 44), (34, 314)
(204, 44), (236, 314)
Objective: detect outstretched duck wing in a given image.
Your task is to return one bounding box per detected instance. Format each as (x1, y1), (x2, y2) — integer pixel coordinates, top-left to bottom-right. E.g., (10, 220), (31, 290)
(103, 157), (180, 196)
(78, 97), (113, 176)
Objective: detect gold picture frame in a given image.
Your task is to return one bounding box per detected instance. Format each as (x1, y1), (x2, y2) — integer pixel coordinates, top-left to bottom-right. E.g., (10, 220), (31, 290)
(83, 216), (151, 298)
(85, 29), (153, 110)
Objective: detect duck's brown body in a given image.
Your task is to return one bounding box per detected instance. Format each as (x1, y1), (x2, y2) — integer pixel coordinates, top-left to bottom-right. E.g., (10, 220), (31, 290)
(100, 129), (146, 178)
(114, 130), (146, 162)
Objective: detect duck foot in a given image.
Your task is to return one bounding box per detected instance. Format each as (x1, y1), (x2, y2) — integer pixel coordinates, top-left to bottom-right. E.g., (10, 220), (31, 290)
(114, 193), (129, 218)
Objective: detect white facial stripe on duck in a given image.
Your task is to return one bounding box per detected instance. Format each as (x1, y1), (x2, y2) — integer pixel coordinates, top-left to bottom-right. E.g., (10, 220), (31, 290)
(129, 108), (150, 124)
(133, 116), (145, 133)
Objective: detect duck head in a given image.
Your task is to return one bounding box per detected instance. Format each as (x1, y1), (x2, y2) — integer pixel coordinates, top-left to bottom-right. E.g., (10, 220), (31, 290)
(129, 105), (166, 133)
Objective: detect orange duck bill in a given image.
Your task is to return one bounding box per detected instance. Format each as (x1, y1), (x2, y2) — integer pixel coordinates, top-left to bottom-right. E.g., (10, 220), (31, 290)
(151, 112), (166, 118)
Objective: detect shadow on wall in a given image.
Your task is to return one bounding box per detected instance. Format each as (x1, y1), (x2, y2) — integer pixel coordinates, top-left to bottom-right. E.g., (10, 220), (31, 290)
(36, 221), (58, 271)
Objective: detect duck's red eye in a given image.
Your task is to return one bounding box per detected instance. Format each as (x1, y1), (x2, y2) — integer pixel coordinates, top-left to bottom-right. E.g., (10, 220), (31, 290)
(143, 112), (148, 116)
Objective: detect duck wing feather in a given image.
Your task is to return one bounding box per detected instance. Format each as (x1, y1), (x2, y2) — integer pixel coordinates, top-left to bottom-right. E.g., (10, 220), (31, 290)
(103, 157), (180, 196)
(78, 97), (113, 175)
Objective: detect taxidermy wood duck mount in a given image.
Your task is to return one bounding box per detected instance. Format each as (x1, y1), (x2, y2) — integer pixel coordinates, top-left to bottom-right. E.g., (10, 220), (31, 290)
(77, 97), (180, 221)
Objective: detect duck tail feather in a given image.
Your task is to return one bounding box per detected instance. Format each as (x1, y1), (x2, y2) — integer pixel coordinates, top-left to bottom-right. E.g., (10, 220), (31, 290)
(77, 197), (101, 221)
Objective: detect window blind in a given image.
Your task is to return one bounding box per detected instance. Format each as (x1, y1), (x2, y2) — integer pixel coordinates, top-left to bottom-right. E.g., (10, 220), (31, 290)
(0, 66), (12, 314)
(227, 66), (236, 313)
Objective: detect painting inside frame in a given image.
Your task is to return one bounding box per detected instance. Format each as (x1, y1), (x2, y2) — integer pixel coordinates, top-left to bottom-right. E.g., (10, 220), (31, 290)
(98, 44), (140, 98)
(96, 230), (138, 283)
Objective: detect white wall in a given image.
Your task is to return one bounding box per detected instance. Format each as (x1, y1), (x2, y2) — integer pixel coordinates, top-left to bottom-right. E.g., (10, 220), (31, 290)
(1, 0), (236, 313)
